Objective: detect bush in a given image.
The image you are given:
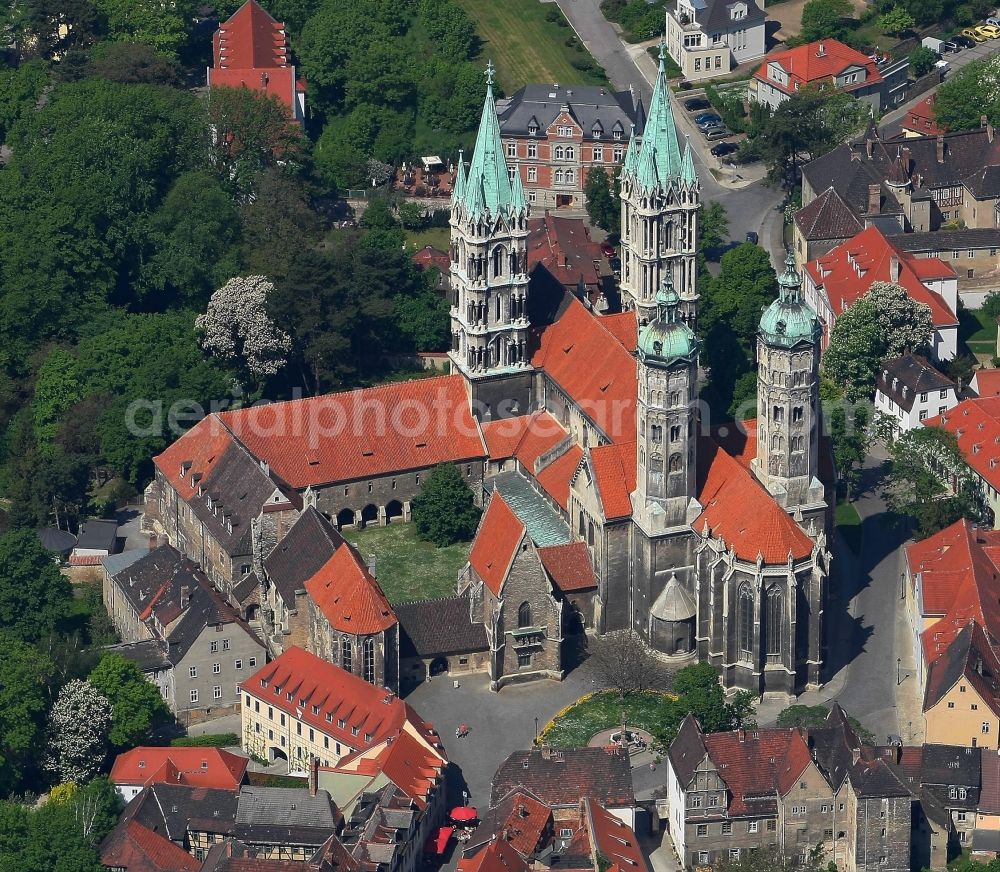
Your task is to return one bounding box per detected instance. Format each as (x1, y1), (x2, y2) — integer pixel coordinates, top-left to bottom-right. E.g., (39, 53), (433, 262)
(908, 45), (938, 77)
(600, 0), (627, 19)
(982, 290), (1000, 321)
(545, 6), (563, 21)
(571, 57), (598, 72)
(705, 84), (747, 133)
(170, 733), (240, 747)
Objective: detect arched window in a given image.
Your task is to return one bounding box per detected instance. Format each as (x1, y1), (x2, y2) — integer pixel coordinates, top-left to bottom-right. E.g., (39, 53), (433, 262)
(791, 435), (804, 452)
(588, 522), (595, 546)
(792, 406), (803, 423)
(771, 434), (782, 451)
(555, 169), (564, 184)
(518, 601), (532, 628)
(565, 146), (575, 160)
(738, 586), (754, 661)
(565, 169), (574, 184)
(669, 453), (682, 472)
(766, 587), (782, 657)
(341, 637), (353, 673)
(362, 637), (376, 684)
(555, 146), (565, 160)
(492, 246), (504, 277)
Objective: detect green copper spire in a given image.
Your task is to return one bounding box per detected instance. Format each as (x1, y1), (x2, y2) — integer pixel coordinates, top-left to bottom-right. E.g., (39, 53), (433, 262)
(680, 137), (697, 186)
(759, 251), (822, 348)
(634, 43), (683, 192)
(638, 269), (697, 365)
(460, 61), (526, 220)
(622, 123), (640, 177)
(452, 149), (467, 206)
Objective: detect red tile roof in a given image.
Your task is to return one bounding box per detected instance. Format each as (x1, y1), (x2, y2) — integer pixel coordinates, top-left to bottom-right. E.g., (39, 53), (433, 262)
(754, 39), (882, 96)
(469, 493), (525, 596)
(154, 418), (235, 502)
(536, 444), (584, 510)
(459, 836), (531, 872)
(510, 413), (569, 470)
(101, 820), (200, 872)
(928, 397), (1000, 495)
(482, 415), (537, 461)
(335, 727), (447, 809)
(587, 442), (636, 521)
(973, 369), (1000, 398)
(111, 747), (248, 792)
(805, 226), (957, 331)
(903, 95), (944, 137)
(532, 297), (636, 444)
(599, 312), (638, 350)
(585, 797), (649, 872)
(537, 541), (598, 593)
(412, 245), (450, 273)
(527, 214), (603, 295)
(487, 790), (553, 856)
(304, 543), (397, 635)
(240, 647), (439, 755)
(214, 375), (486, 489)
(702, 728), (813, 815)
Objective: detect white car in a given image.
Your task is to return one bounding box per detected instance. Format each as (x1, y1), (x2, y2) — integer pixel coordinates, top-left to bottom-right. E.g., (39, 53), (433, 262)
(987, 15), (1000, 27)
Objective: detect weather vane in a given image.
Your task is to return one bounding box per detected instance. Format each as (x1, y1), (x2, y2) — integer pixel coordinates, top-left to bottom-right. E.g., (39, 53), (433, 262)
(485, 60), (495, 87)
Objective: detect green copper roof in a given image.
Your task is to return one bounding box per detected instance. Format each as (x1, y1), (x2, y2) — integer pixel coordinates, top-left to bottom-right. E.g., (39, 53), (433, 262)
(632, 45), (684, 192)
(459, 62), (527, 220)
(491, 471), (570, 547)
(452, 149), (467, 206)
(622, 124), (640, 177)
(681, 138), (697, 186)
(638, 271), (698, 366)
(759, 251), (822, 348)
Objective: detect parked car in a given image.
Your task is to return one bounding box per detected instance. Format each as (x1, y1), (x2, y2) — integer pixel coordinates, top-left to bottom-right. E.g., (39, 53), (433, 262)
(710, 141), (738, 157)
(953, 33), (977, 47)
(600, 241), (616, 257)
(987, 15), (1000, 27)
(973, 23), (999, 38)
(694, 112), (722, 127)
(684, 97), (711, 111)
(941, 40), (957, 51)
(704, 126), (731, 140)
(960, 27), (986, 41)
(934, 58), (951, 74)
(746, 231), (759, 244)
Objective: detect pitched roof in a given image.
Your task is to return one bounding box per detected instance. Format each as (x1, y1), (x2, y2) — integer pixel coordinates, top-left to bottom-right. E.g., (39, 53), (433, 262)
(537, 541), (598, 593)
(793, 187), (864, 242)
(972, 369), (1000, 398)
(356, 729), (447, 809)
(805, 225), (958, 330)
(304, 543), (397, 635)
(396, 592), (488, 658)
(263, 506), (344, 605)
(75, 518), (118, 552)
(496, 83), (643, 142)
(924, 621), (1000, 718)
(755, 40), (882, 96)
(100, 819), (201, 872)
(126, 783), (240, 843)
(216, 375), (486, 489)
(202, 836), (359, 872)
(489, 472), (572, 547)
(469, 492), (526, 596)
(111, 747), (248, 791)
(468, 788), (553, 857)
(491, 747), (634, 808)
(693, 0), (766, 30)
(903, 95), (944, 137)
(600, 312), (638, 350)
(587, 442), (635, 521)
(458, 834), (532, 872)
(667, 714), (708, 788)
(527, 214), (603, 293)
(980, 748), (1000, 814)
(584, 796), (649, 872)
(877, 354), (955, 413)
(214, 0), (289, 70)
(929, 397), (1000, 497)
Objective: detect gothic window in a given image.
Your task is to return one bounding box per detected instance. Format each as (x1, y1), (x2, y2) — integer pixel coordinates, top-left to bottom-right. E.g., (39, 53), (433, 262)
(362, 638), (375, 683)
(341, 638), (352, 672)
(518, 601), (532, 628)
(555, 145), (565, 160)
(670, 425), (681, 442)
(493, 247), (506, 278)
(738, 585), (753, 661)
(792, 406), (803, 423)
(651, 424), (663, 443)
(665, 222), (673, 249)
(669, 453), (682, 472)
(765, 587), (782, 656)
(588, 522), (595, 546)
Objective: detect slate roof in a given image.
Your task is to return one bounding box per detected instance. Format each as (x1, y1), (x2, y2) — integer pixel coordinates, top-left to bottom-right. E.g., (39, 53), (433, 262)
(537, 542), (598, 593)
(793, 187), (864, 242)
(877, 354), (955, 413)
(107, 639), (170, 673)
(496, 84), (643, 142)
(202, 836), (360, 872)
(76, 518), (119, 552)
(108, 544), (204, 628)
(888, 227), (1000, 252)
(130, 783), (239, 842)
(396, 592), (488, 658)
(667, 714), (708, 788)
(236, 786), (338, 836)
(692, 0), (765, 31)
(263, 506), (344, 605)
(980, 749), (1000, 814)
(102, 548), (149, 577)
(36, 526), (76, 553)
(304, 542), (397, 635)
(491, 747), (633, 808)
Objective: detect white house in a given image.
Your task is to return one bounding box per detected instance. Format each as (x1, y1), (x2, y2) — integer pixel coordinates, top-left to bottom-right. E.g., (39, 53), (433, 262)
(875, 354), (958, 434)
(665, 0), (766, 81)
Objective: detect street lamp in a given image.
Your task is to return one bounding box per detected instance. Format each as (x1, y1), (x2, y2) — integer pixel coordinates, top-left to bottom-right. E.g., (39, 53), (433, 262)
(534, 717), (539, 744)
(896, 658), (902, 686)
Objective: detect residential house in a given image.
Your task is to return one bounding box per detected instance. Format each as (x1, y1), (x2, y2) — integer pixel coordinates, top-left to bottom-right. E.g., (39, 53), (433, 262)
(665, 0), (766, 82)
(200, 837), (358, 872)
(801, 225), (959, 360)
(751, 40), (906, 113)
(234, 785), (339, 860)
(207, 0), (306, 124)
(495, 83), (645, 209)
(874, 354), (958, 434)
(110, 747), (248, 802)
(971, 370), (1000, 398)
(974, 750), (1000, 858)
(239, 646), (446, 774)
(102, 545), (265, 723)
(100, 817), (201, 872)
(902, 95), (945, 139)
(70, 518), (119, 577)
(527, 213), (607, 310)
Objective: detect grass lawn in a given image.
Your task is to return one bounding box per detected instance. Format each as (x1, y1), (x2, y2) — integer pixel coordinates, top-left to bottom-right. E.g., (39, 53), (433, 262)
(958, 306), (997, 357)
(343, 523), (469, 604)
(404, 227), (451, 252)
(456, 0), (607, 91)
(835, 501), (863, 555)
(539, 690), (677, 749)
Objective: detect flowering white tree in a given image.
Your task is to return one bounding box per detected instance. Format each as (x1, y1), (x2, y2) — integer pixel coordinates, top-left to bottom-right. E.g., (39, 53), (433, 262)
(195, 275), (292, 394)
(45, 679), (112, 784)
(823, 281), (933, 402)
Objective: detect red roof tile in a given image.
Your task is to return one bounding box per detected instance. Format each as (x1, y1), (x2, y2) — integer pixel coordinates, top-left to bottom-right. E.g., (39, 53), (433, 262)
(928, 397), (1000, 494)
(488, 790), (553, 856)
(588, 442), (636, 520)
(304, 544), (397, 635)
(532, 297), (636, 444)
(535, 445), (584, 510)
(469, 493), (525, 596)
(101, 820), (200, 872)
(215, 375), (486, 489)
(903, 95), (945, 137)
(511, 413), (569, 470)
(214, 0), (289, 70)
(972, 369), (1000, 398)
(154, 417), (235, 502)
(754, 39), (882, 97)
(371, 729), (446, 808)
(527, 214), (603, 295)
(111, 747), (247, 791)
(482, 416), (536, 460)
(805, 226), (957, 330)
(600, 312), (638, 350)
(459, 836), (531, 872)
(537, 541), (598, 593)
(585, 797), (649, 872)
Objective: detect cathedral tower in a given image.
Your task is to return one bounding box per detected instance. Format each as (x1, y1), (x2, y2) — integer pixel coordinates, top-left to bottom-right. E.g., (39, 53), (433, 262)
(449, 63), (531, 414)
(619, 47), (699, 326)
(752, 252), (826, 521)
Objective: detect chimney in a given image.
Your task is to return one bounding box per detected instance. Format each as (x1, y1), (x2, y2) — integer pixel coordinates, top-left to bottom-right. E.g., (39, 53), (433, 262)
(936, 135), (945, 163)
(867, 183), (880, 215)
(737, 728), (745, 742)
(817, 41), (826, 57)
(890, 255), (900, 282)
(309, 754), (319, 797)
(158, 533), (169, 548)
(849, 142), (860, 161)
(901, 146), (911, 170)
(148, 532), (158, 550)
(866, 138), (874, 159)
(541, 745), (552, 761)
(180, 585), (190, 609)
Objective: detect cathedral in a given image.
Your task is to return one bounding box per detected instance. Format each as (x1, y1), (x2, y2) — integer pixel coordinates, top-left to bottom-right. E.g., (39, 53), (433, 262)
(448, 53), (831, 695)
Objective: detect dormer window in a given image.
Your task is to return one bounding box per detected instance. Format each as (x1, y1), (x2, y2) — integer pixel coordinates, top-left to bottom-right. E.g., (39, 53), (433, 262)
(592, 123), (603, 139)
(613, 126), (623, 141)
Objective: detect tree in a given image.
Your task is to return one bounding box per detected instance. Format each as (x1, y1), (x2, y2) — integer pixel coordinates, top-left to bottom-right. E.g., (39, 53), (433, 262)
(92, 0), (195, 58)
(935, 55), (1000, 131)
(89, 654), (170, 749)
(196, 276), (292, 395)
(822, 282), (933, 401)
(882, 425), (987, 536)
(799, 0), (853, 41)
(589, 630), (669, 699)
(698, 201), (730, 257)
(0, 634), (53, 795)
(775, 703), (832, 729)
(877, 6), (915, 34)
(672, 662), (757, 733)
(45, 679), (111, 784)
(394, 283), (451, 352)
(907, 45), (937, 77)
(0, 530), (73, 643)
(411, 463), (482, 546)
(826, 401), (871, 498)
(85, 40), (181, 85)
(584, 167), (618, 232)
(983, 290), (1000, 321)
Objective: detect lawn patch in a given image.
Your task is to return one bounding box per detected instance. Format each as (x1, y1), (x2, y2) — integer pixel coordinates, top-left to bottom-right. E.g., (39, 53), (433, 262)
(343, 522), (469, 603)
(405, 227), (451, 253)
(456, 0), (607, 90)
(835, 501), (863, 554)
(538, 690), (678, 749)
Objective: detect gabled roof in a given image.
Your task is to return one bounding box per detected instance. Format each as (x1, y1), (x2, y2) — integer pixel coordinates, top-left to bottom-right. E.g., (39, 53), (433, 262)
(929, 397), (1000, 498)
(756, 39), (881, 96)
(469, 492), (526, 596)
(468, 787), (552, 857)
(924, 621), (1000, 718)
(495, 83), (644, 142)
(903, 95), (944, 137)
(600, 312), (638, 350)
(972, 369), (1000, 398)
(304, 543), (397, 635)
(586, 442), (636, 521)
(214, 0), (289, 70)
(100, 819), (200, 872)
(527, 214), (603, 294)
(263, 506), (344, 605)
(111, 747), (248, 791)
(364, 729), (446, 808)
(876, 354), (955, 413)
(491, 747), (633, 808)
(396, 592), (488, 658)
(793, 187), (863, 242)
(666, 714), (707, 788)
(583, 796), (649, 872)
(537, 541), (598, 593)
(459, 834), (532, 872)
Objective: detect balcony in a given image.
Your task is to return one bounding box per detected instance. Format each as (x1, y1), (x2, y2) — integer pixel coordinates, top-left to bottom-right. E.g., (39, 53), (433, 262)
(511, 626), (546, 647)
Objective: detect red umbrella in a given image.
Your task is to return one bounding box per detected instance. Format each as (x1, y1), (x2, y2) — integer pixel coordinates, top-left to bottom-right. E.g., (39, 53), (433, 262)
(451, 806), (478, 823)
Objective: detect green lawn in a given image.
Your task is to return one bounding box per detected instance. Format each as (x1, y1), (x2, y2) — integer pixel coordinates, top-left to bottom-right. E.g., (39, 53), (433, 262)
(404, 227), (451, 253)
(456, 0), (607, 90)
(961, 307), (997, 344)
(538, 690), (678, 749)
(343, 523), (469, 604)
(835, 501), (863, 555)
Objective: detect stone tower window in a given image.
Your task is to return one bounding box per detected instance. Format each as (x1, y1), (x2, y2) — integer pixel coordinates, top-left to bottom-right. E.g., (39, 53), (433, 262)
(362, 638), (375, 684)
(518, 601), (532, 628)
(766, 586), (782, 656)
(341, 638), (352, 672)
(738, 585), (754, 661)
